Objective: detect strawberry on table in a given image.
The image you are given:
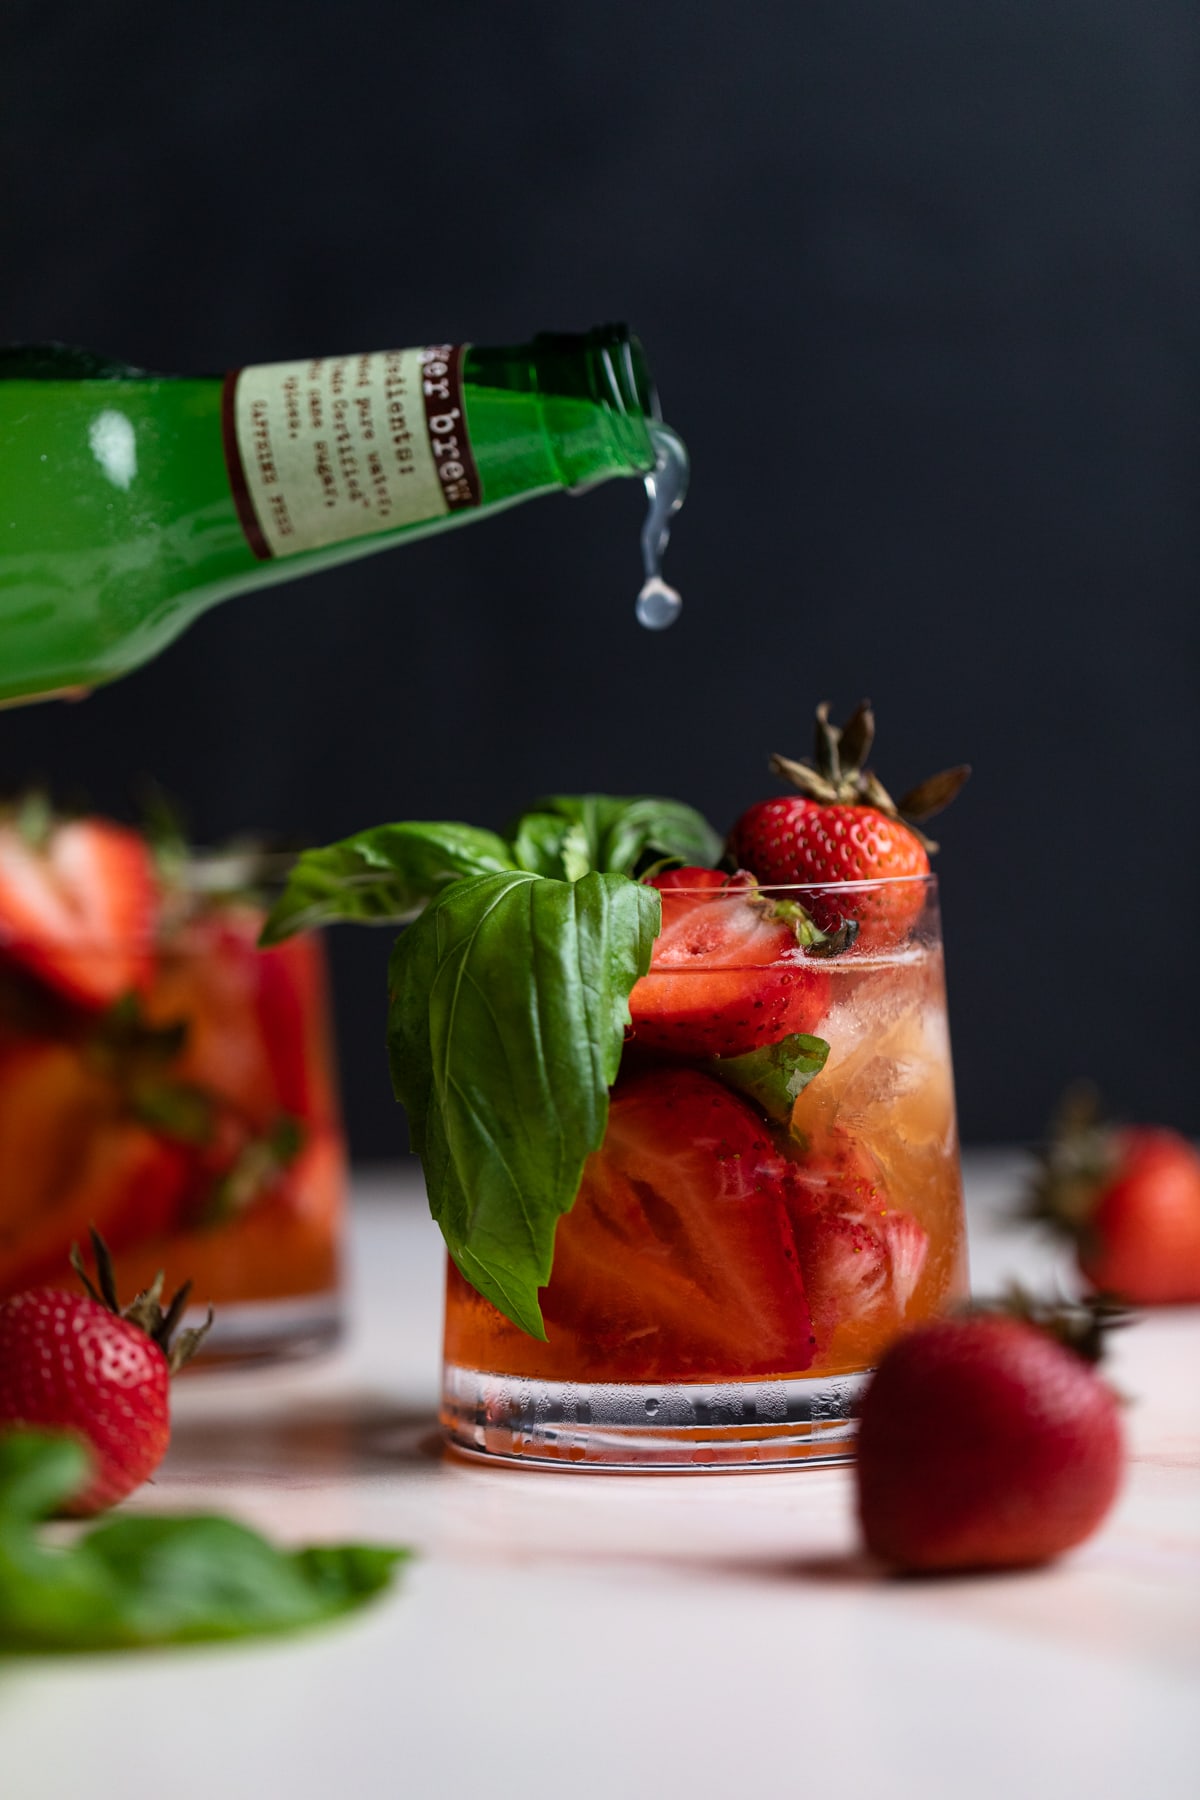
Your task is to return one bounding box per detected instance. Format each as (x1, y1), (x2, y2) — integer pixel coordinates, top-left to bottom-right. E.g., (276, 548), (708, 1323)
(628, 867), (831, 1058)
(1027, 1088), (1200, 1305)
(0, 1232), (210, 1515)
(727, 701), (968, 949)
(855, 1294), (1125, 1573)
(0, 799), (158, 1007)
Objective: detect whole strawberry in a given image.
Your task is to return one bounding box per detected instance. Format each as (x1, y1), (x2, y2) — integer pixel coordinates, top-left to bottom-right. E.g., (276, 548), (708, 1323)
(727, 701), (969, 949)
(1027, 1088), (1200, 1304)
(0, 1232), (210, 1515)
(856, 1295), (1125, 1573)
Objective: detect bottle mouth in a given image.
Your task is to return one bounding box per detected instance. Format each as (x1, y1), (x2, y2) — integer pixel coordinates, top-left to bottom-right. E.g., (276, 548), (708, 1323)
(531, 324), (660, 423)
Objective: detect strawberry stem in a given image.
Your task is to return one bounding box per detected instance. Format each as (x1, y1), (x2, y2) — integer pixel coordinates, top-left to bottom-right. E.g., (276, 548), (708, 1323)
(964, 1286), (1135, 1366)
(769, 701), (970, 854)
(69, 1231), (213, 1373)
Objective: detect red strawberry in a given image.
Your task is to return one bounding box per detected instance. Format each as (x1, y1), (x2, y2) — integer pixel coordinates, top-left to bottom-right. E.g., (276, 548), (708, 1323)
(550, 1066), (816, 1379)
(0, 1235), (210, 1515)
(0, 805), (158, 1006)
(1028, 1089), (1200, 1304)
(788, 1135), (929, 1356)
(727, 702), (969, 949)
(255, 930), (340, 1128)
(856, 1296), (1125, 1573)
(145, 906), (279, 1130)
(629, 867), (830, 1058)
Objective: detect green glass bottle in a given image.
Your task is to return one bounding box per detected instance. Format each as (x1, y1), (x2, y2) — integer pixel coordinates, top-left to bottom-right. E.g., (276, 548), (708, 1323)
(0, 326), (674, 705)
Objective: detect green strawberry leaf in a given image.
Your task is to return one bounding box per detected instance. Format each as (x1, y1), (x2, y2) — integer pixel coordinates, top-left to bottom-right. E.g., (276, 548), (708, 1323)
(387, 869), (659, 1337)
(0, 1430), (406, 1652)
(707, 1032), (830, 1128)
(513, 794), (723, 880)
(259, 822), (518, 943)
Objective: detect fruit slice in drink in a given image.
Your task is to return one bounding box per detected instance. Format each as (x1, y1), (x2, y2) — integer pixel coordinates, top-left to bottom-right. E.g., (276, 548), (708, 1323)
(628, 869), (830, 1057)
(446, 1066), (817, 1383)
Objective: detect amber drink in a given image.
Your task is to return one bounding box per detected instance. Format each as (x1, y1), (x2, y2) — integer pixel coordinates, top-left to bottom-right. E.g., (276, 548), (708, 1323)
(442, 875), (966, 1466)
(0, 876), (346, 1363)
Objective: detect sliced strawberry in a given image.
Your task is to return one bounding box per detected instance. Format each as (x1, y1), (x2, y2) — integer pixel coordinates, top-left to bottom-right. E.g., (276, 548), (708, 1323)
(787, 1132), (930, 1365)
(885, 1210), (931, 1310)
(795, 1211), (892, 1339)
(545, 1066), (816, 1380)
(629, 868), (830, 1058)
(0, 1042), (189, 1298)
(107, 1129), (346, 1305)
(0, 817), (158, 1007)
(145, 906), (279, 1131)
(255, 932), (339, 1127)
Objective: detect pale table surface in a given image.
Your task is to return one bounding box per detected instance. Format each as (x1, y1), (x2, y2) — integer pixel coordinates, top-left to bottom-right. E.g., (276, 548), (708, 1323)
(3, 1154), (1197, 1800)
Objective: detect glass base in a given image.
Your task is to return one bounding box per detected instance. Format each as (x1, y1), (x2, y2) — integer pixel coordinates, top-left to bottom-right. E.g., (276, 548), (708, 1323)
(181, 1290), (343, 1370)
(441, 1363), (867, 1470)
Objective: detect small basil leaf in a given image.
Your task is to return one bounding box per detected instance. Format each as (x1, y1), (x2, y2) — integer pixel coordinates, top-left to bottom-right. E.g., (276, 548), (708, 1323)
(513, 795), (723, 878)
(81, 1515), (403, 1645)
(0, 1430), (406, 1652)
(131, 1079), (215, 1144)
(509, 813), (592, 881)
(387, 870), (659, 1336)
(707, 1033), (830, 1127)
(0, 1428), (89, 1522)
(260, 823), (517, 944)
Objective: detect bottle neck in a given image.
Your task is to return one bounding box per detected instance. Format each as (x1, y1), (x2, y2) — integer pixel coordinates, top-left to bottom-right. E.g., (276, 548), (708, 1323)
(465, 325), (658, 490)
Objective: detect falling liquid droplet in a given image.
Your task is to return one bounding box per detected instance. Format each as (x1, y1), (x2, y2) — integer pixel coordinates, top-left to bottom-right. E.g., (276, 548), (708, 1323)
(636, 576), (682, 630)
(637, 421), (688, 629)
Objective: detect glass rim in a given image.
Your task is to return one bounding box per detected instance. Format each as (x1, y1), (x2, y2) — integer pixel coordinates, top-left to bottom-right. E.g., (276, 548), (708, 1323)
(649, 873), (939, 896)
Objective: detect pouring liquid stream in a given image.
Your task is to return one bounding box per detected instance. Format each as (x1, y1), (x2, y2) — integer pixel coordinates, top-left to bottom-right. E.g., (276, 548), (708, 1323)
(636, 422), (688, 630)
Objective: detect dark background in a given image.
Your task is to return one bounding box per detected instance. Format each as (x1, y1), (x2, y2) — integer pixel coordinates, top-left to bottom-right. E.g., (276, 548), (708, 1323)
(2, 1), (1197, 1154)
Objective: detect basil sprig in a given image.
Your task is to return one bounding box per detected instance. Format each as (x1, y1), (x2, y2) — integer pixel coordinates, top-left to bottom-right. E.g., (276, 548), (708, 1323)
(507, 794), (723, 884)
(260, 794), (721, 941)
(261, 795), (722, 1336)
(388, 871), (659, 1337)
(0, 1431), (406, 1652)
(260, 821), (517, 943)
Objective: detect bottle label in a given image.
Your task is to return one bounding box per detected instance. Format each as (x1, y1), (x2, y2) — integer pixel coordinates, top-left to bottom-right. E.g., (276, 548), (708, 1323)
(221, 346), (482, 560)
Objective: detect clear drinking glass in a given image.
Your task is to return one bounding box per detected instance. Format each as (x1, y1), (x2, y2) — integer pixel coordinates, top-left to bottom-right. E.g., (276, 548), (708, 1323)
(441, 875), (967, 1468)
(0, 899), (346, 1365)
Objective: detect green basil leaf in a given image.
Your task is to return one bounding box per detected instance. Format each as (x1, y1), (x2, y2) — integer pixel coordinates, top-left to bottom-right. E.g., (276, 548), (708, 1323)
(259, 822), (517, 944)
(387, 869), (660, 1337)
(511, 795), (723, 879)
(707, 1033), (830, 1127)
(0, 1430), (406, 1652)
(508, 813), (592, 881)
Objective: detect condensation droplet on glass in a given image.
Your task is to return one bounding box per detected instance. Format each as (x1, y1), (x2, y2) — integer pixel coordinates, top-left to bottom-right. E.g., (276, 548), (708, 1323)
(637, 421), (688, 630)
(644, 1396), (660, 1417)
